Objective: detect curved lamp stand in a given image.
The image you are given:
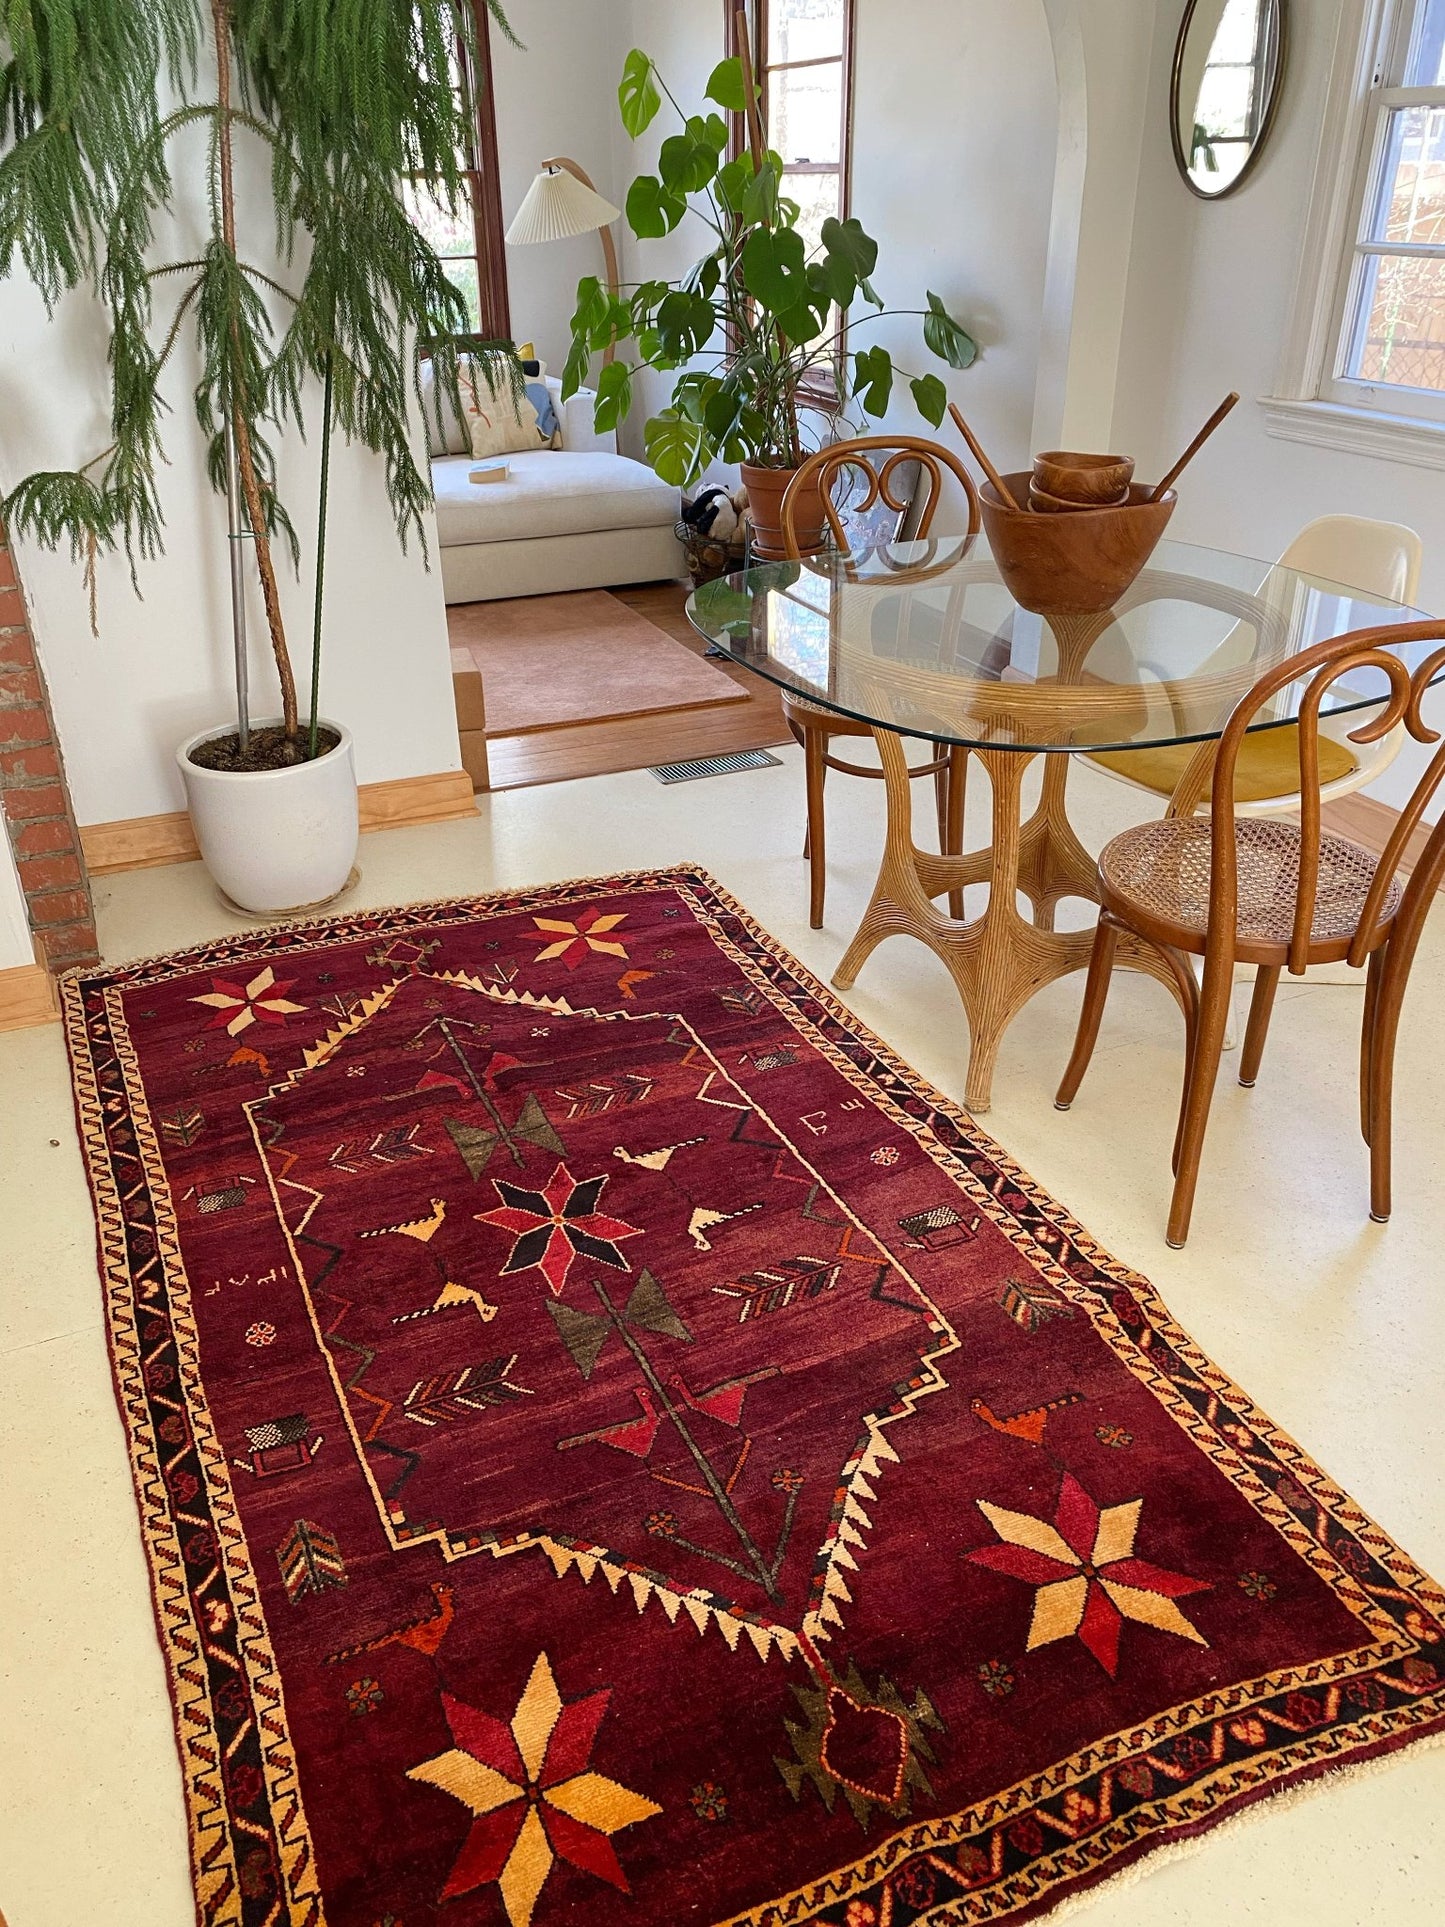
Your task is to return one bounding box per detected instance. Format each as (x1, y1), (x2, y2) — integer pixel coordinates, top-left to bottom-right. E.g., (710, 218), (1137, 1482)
(505, 157), (621, 366)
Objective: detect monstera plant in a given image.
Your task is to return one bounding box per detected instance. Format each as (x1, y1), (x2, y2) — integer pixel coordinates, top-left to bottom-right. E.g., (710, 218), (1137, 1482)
(561, 47), (979, 550)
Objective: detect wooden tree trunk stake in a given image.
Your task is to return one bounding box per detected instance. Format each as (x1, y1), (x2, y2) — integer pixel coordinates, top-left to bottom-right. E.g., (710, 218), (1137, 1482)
(213, 0), (299, 744)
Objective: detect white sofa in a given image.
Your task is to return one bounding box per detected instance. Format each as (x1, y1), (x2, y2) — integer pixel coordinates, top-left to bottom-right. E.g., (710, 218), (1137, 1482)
(422, 365), (684, 604)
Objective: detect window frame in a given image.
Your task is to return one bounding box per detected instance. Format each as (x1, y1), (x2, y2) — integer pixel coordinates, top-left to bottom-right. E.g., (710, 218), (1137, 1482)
(1266, 0), (1445, 461)
(411, 0), (510, 344)
(725, 0), (857, 408)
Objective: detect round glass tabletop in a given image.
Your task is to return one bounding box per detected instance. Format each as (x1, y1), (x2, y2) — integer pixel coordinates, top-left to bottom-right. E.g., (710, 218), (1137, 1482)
(686, 536), (1443, 753)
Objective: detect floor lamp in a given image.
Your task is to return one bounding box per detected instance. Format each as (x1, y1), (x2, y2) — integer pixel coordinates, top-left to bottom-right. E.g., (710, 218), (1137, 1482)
(505, 159), (622, 365)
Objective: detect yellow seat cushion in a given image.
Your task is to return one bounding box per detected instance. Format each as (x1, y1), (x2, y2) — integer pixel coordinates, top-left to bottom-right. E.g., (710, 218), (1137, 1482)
(1087, 723), (1357, 805)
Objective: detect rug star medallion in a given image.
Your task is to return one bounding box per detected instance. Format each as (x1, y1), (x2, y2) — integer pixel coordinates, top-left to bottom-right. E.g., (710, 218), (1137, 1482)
(63, 869), (1445, 1926)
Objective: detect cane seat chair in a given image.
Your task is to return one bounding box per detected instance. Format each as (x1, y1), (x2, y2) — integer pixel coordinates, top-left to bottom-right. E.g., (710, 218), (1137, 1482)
(778, 437), (981, 928)
(1086, 516), (1423, 814)
(1055, 620), (1445, 1247)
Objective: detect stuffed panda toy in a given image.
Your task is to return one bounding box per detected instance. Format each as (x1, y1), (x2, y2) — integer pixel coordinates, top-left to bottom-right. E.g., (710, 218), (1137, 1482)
(681, 484), (741, 546)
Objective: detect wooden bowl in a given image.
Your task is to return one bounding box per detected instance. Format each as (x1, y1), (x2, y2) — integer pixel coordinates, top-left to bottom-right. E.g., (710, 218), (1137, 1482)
(1028, 480), (1129, 515)
(980, 473), (1175, 614)
(1032, 450), (1135, 504)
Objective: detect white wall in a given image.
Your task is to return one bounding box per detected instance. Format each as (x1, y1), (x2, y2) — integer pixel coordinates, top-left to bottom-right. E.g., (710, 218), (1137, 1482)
(1111, 0), (1445, 811)
(0, 99), (462, 830)
(493, 1), (629, 372)
(0, 833), (31, 971)
(849, 0), (1057, 497)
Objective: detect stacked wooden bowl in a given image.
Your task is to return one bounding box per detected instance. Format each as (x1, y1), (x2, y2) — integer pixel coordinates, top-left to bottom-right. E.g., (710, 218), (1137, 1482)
(1028, 451), (1135, 513)
(979, 449), (1177, 616)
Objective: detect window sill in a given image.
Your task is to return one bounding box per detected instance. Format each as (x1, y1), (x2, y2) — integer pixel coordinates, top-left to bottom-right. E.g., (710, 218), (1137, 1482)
(1260, 395), (1445, 470)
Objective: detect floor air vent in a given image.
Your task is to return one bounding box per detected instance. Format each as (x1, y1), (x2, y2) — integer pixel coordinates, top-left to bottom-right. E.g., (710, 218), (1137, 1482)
(648, 749), (783, 784)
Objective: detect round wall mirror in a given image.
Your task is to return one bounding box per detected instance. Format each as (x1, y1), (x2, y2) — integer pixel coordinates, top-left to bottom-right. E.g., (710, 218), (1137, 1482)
(1171, 0), (1288, 199)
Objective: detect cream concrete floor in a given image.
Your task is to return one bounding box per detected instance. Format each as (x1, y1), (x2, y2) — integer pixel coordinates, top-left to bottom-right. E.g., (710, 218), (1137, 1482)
(2, 747), (1443, 1926)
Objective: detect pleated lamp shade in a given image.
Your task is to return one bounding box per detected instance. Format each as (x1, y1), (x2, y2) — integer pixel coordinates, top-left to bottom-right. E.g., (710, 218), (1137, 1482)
(506, 166), (621, 245)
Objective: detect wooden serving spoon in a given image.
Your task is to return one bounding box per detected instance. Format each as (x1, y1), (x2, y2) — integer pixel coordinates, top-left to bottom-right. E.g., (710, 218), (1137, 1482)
(1149, 391), (1240, 502)
(948, 403), (1023, 511)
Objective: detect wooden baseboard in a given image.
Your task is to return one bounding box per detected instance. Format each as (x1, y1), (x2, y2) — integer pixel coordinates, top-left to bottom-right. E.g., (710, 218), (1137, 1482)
(80, 769), (477, 876)
(0, 956), (59, 1031)
(1322, 792), (1444, 892)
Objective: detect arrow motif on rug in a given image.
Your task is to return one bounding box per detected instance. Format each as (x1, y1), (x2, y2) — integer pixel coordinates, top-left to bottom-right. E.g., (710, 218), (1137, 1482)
(276, 1520), (348, 1603)
(402, 1356), (534, 1426)
(329, 1124), (431, 1173)
(553, 1073), (653, 1119)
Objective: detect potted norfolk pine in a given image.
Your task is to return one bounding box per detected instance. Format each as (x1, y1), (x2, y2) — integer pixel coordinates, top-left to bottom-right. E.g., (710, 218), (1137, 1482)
(0, 0), (516, 912)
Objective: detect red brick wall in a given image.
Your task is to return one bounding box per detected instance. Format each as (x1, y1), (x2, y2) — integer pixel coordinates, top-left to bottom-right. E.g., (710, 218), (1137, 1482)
(0, 527), (100, 971)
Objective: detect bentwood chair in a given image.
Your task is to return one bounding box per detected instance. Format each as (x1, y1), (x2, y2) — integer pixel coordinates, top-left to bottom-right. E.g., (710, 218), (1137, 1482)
(779, 437), (981, 928)
(1086, 516), (1423, 814)
(1055, 621), (1445, 1247)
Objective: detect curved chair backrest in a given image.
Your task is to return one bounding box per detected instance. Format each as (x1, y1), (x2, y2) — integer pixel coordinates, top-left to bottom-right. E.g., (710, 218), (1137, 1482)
(1202, 622), (1445, 976)
(780, 435), (981, 563)
(1281, 515), (1423, 605)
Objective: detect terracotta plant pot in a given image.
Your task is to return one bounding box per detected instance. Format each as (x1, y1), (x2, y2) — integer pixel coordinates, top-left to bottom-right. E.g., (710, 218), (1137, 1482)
(980, 473), (1176, 615)
(740, 462), (827, 561)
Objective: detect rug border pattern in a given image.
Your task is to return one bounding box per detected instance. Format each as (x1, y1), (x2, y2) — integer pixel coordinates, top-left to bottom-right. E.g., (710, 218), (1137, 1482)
(59, 865), (1445, 1927)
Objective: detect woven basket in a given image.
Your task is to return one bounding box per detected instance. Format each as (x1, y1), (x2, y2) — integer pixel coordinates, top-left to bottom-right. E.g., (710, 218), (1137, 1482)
(677, 519), (746, 588)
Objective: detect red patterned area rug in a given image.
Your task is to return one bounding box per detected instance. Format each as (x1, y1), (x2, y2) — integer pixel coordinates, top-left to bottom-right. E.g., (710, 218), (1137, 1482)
(64, 869), (1445, 1927)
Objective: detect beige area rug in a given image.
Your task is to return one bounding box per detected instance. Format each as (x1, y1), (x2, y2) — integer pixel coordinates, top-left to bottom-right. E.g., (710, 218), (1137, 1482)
(448, 590), (747, 736)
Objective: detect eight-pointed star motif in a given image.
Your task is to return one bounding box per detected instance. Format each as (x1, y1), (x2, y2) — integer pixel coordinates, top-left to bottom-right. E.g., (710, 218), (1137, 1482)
(965, 1473), (1210, 1675)
(406, 1652), (660, 1927)
(475, 1161), (643, 1294)
(532, 908), (629, 970)
(190, 966), (308, 1037)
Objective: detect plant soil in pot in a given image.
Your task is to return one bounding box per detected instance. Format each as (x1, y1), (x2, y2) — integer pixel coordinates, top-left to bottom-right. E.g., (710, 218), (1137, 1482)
(178, 720), (358, 916)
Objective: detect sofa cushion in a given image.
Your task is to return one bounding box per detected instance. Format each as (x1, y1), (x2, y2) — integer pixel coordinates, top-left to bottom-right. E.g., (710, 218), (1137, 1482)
(431, 451), (680, 546)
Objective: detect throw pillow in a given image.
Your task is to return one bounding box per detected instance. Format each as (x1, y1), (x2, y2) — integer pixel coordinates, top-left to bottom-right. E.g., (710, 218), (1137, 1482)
(525, 379), (560, 443)
(462, 365), (548, 459)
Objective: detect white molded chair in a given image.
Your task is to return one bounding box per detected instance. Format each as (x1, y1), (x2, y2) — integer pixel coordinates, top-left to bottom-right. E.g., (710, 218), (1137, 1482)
(1087, 515), (1423, 815)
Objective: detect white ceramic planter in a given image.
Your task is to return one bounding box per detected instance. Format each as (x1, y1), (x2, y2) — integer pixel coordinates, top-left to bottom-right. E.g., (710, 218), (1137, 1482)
(177, 718), (359, 916)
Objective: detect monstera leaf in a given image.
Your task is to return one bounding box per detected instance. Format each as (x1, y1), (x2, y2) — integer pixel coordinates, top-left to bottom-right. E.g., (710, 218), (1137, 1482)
(704, 55), (751, 113)
(644, 410), (711, 486)
(626, 174), (687, 239)
(592, 359), (633, 433)
(909, 372), (949, 427)
(923, 290), (978, 369)
(619, 49), (662, 137)
(853, 344), (894, 417)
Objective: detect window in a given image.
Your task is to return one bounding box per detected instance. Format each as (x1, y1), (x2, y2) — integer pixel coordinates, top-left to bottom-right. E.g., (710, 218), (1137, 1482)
(1265, 0), (1445, 458)
(403, 2), (510, 338)
(1331, 0), (1445, 416)
(730, 0), (856, 257)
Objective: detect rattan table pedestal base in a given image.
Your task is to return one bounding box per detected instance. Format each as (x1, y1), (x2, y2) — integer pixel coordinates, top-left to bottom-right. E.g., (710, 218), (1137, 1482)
(833, 726), (1187, 1111)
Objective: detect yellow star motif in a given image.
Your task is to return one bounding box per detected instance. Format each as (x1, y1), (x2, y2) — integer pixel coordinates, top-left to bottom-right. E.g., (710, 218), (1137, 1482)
(532, 909), (629, 969)
(190, 965), (308, 1037)
(966, 1473), (1210, 1675)
(407, 1653), (660, 1925)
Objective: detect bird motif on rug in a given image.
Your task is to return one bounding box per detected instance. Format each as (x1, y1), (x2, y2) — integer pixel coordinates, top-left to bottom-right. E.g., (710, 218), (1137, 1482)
(360, 1198), (448, 1243)
(327, 1582), (455, 1664)
(971, 1389), (1084, 1447)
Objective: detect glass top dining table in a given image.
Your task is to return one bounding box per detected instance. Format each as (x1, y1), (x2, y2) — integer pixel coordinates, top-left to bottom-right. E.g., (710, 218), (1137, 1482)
(685, 535), (1443, 1112)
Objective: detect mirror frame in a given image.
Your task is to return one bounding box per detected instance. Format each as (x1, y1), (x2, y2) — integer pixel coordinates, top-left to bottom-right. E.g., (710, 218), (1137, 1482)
(1169, 0), (1289, 201)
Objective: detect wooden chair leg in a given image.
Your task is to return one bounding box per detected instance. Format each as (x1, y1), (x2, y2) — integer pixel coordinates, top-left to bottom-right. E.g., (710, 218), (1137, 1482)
(1360, 945), (1383, 1145)
(1237, 965), (1280, 1089)
(803, 723), (828, 929)
(1055, 915), (1120, 1110)
(944, 745), (967, 919)
(1166, 954), (1233, 1248)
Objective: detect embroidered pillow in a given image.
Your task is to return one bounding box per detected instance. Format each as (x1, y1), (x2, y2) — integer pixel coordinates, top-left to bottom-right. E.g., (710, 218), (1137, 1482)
(462, 365), (549, 459)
